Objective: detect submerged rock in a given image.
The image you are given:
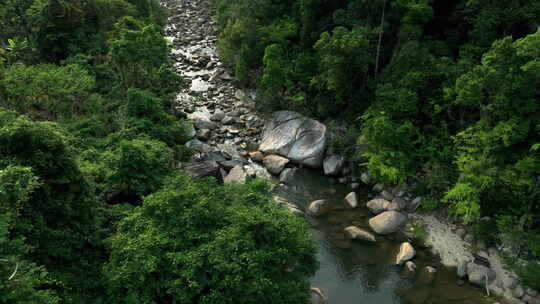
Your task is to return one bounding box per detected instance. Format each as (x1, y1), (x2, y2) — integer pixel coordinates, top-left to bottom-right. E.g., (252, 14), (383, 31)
(307, 200), (330, 217)
(344, 226), (376, 242)
(259, 111), (327, 168)
(368, 211), (407, 235)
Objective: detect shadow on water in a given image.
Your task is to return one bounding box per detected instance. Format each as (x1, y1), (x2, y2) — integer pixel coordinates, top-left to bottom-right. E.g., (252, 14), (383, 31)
(272, 169), (492, 304)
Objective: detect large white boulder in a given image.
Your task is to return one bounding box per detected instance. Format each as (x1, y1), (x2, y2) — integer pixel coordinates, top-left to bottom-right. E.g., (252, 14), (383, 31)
(259, 111), (327, 168)
(368, 211), (407, 235)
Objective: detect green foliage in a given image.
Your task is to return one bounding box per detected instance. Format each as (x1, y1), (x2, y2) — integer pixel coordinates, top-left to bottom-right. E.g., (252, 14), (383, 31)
(105, 138), (173, 201)
(1, 64), (96, 120)
(0, 215), (60, 304)
(313, 26), (372, 106)
(109, 17), (175, 91)
(106, 174), (318, 304)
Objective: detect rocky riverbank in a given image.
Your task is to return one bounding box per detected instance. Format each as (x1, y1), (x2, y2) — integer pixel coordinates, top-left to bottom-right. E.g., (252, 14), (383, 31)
(162, 0), (539, 304)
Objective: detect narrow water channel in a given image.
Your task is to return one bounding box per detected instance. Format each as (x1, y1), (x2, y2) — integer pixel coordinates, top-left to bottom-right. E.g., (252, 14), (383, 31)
(273, 169), (492, 304)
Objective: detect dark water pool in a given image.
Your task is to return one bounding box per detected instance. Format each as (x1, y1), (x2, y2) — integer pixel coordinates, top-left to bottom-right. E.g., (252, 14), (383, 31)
(273, 169), (492, 304)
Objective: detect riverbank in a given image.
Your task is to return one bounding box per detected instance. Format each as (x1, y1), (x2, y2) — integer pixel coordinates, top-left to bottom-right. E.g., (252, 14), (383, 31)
(161, 1), (539, 304)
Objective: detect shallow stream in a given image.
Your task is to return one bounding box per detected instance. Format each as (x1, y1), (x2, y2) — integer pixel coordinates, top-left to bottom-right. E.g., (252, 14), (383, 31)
(273, 169), (492, 304)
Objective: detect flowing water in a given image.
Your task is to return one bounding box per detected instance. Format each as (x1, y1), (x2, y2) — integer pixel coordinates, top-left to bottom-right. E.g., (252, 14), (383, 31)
(273, 169), (492, 304)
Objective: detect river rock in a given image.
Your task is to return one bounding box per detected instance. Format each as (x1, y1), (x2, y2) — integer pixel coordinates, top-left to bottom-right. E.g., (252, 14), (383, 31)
(263, 154), (290, 175)
(409, 197), (422, 212)
(185, 138), (211, 152)
(366, 198), (390, 214)
(211, 110), (226, 121)
(405, 261), (417, 273)
(248, 151), (264, 162)
(259, 111), (327, 168)
(183, 161), (222, 183)
(310, 287), (327, 304)
(190, 78), (212, 92)
(396, 242), (416, 265)
(279, 167), (297, 184)
(503, 276), (519, 289)
(360, 172), (372, 185)
(221, 116), (235, 125)
(195, 119), (217, 130)
(467, 262), (495, 286)
(323, 154), (344, 175)
(197, 128), (211, 140)
(513, 285), (525, 299)
(307, 200), (330, 217)
(344, 192), (358, 208)
(223, 165), (246, 184)
(368, 211), (407, 235)
(418, 266), (438, 285)
(344, 226), (376, 242)
(381, 190), (394, 201)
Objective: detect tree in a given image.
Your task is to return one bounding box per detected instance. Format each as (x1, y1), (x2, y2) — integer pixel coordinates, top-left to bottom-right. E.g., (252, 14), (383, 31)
(313, 26), (372, 107)
(1, 64), (96, 120)
(104, 138), (173, 202)
(444, 29), (540, 222)
(106, 174), (318, 304)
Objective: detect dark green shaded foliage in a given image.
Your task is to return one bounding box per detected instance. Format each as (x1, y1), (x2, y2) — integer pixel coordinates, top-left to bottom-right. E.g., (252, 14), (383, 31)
(106, 174), (318, 304)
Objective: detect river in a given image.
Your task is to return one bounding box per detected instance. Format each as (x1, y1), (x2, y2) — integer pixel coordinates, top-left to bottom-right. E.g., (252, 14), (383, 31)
(273, 169), (492, 304)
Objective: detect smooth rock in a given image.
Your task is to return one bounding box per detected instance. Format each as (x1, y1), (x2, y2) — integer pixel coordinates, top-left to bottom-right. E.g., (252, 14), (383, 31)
(259, 111), (327, 168)
(310, 287), (327, 304)
(195, 119), (217, 130)
(387, 202), (401, 211)
(279, 168), (297, 184)
(185, 139), (211, 152)
(392, 197), (408, 210)
(263, 154), (290, 175)
(344, 192), (358, 208)
(248, 151), (264, 162)
(396, 242), (416, 265)
(366, 198), (390, 215)
(183, 161), (222, 182)
(224, 165), (247, 184)
(381, 190), (394, 201)
(221, 116), (235, 125)
(503, 276), (519, 289)
(197, 128), (211, 140)
(190, 78), (213, 92)
(344, 226), (376, 242)
(211, 110), (226, 121)
(409, 197), (422, 212)
(307, 200), (330, 217)
(373, 183), (385, 192)
(323, 154), (344, 176)
(360, 172), (372, 185)
(369, 211), (407, 235)
(467, 262), (495, 286)
(513, 285), (525, 299)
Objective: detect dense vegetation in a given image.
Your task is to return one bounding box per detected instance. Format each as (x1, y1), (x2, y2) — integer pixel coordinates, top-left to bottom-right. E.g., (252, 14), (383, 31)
(215, 0), (540, 287)
(0, 0), (317, 302)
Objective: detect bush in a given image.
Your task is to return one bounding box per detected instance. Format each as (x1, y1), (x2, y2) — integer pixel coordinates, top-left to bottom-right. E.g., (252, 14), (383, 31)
(106, 175), (318, 304)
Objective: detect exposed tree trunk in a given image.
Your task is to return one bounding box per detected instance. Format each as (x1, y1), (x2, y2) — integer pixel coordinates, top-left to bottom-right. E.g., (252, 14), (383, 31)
(375, 0), (387, 75)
